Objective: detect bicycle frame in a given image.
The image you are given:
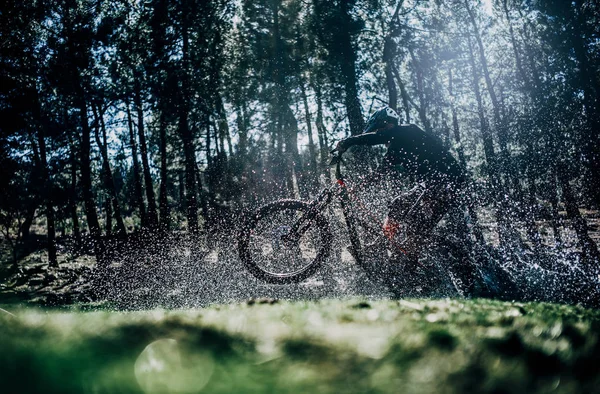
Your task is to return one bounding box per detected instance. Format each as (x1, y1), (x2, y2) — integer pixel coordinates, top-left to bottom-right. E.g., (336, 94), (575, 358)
(283, 152), (379, 265)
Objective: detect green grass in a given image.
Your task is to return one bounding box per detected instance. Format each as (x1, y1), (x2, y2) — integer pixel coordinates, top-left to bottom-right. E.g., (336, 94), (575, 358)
(1, 298), (600, 393)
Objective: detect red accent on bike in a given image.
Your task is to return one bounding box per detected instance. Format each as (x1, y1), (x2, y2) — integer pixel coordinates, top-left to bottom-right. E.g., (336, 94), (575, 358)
(383, 217), (401, 241)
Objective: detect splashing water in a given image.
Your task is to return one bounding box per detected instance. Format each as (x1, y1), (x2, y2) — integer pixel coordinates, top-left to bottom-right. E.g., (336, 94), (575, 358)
(81, 175), (600, 310)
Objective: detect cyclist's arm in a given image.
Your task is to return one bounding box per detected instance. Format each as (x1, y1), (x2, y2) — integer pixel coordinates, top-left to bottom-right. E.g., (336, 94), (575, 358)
(339, 127), (396, 150)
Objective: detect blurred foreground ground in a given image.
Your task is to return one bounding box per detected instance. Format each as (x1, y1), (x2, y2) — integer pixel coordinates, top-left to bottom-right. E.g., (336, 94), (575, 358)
(1, 298), (599, 393)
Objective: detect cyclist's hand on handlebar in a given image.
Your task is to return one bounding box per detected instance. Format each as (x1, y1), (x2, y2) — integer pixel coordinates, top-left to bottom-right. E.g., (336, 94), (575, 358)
(333, 139), (349, 154)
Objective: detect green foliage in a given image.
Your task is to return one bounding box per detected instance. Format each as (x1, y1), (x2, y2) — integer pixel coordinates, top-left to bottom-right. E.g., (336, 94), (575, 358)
(1, 299), (600, 393)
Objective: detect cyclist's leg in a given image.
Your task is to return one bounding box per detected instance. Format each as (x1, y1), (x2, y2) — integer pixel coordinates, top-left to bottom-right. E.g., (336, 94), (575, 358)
(399, 180), (454, 261)
(383, 185), (424, 249)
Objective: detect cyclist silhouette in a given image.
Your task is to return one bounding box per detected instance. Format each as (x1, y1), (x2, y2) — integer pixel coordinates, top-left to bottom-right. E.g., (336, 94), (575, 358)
(334, 106), (466, 262)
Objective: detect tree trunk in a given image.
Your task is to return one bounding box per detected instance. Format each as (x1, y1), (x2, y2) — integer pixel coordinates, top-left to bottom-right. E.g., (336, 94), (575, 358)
(150, 0), (170, 231)
(77, 94), (101, 239)
(180, 106), (199, 232)
(92, 102), (127, 236)
(284, 105), (301, 198)
(338, 0), (364, 135)
(105, 196), (113, 237)
(340, 46), (364, 135)
(206, 117), (212, 167)
(67, 133), (80, 238)
(383, 1), (405, 113)
(408, 48), (432, 134)
(158, 110), (170, 231)
(383, 35), (398, 112)
(33, 91), (58, 267)
(134, 77), (158, 228)
(235, 104), (248, 160)
(392, 67), (411, 123)
(179, 17), (200, 232)
(215, 93), (233, 156)
(313, 83), (331, 182)
(178, 170), (185, 212)
(300, 82), (319, 192)
(125, 98), (147, 227)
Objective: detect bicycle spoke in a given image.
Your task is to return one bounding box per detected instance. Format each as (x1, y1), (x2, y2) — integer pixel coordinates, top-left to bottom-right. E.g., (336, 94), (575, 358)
(247, 205), (324, 276)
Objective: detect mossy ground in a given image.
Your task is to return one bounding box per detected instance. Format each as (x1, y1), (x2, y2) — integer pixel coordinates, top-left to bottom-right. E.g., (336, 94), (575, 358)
(1, 298), (599, 393)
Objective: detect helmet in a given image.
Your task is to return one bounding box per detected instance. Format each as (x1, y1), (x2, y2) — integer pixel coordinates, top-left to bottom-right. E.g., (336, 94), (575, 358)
(363, 106), (400, 133)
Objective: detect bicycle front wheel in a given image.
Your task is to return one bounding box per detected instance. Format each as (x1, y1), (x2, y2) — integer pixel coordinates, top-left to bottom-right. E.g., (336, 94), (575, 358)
(238, 199), (332, 284)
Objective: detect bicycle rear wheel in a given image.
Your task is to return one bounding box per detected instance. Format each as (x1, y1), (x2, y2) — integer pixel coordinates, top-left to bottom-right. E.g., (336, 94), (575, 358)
(238, 199), (332, 284)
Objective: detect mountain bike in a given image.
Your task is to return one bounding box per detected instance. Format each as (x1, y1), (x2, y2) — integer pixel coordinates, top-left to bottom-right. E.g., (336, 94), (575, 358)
(237, 152), (513, 297)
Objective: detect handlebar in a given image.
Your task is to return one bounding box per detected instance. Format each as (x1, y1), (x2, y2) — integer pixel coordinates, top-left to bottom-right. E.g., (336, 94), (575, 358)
(329, 151), (344, 182)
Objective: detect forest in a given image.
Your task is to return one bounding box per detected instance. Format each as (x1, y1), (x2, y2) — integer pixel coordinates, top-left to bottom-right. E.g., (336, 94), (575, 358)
(1, 0), (599, 306)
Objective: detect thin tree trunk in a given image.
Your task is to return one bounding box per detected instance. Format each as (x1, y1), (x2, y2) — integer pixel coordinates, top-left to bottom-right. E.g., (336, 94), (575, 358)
(180, 16), (200, 232)
(67, 133), (80, 238)
(180, 108), (199, 232)
(178, 170), (185, 213)
(300, 82), (319, 192)
(392, 67), (411, 123)
(383, 1), (405, 113)
(77, 94), (101, 239)
(125, 98), (147, 227)
(284, 105), (301, 198)
(313, 83), (331, 182)
(408, 48), (432, 134)
(338, 0), (364, 135)
(92, 102), (127, 236)
(384, 35), (398, 112)
(134, 77), (158, 228)
(33, 91), (58, 268)
(235, 104), (248, 160)
(215, 93), (233, 155)
(105, 196), (113, 236)
(69, 148), (81, 238)
(213, 119), (221, 158)
(150, 0), (170, 231)
(158, 110), (170, 231)
(206, 118), (212, 167)
(215, 100), (227, 156)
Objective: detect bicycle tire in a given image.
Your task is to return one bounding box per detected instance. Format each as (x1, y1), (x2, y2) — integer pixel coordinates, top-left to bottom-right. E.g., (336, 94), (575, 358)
(238, 199), (332, 284)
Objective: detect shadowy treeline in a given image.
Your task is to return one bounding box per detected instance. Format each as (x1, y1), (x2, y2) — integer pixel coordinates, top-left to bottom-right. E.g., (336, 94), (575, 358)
(1, 0), (599, 273)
